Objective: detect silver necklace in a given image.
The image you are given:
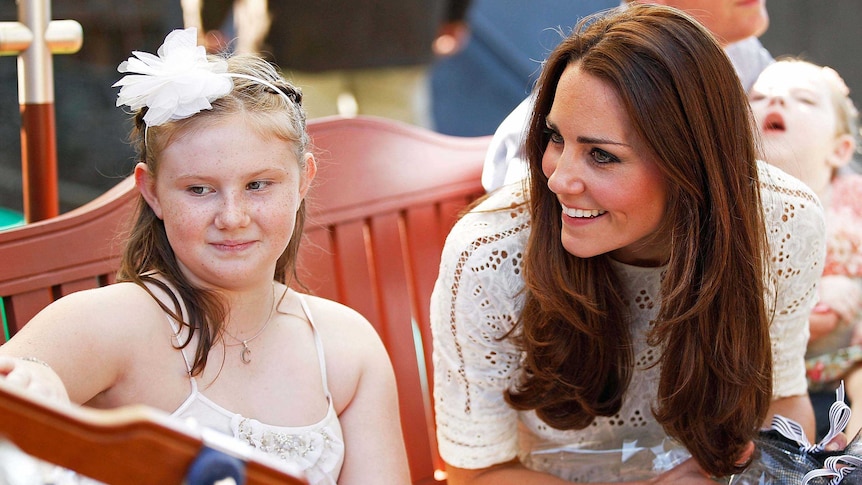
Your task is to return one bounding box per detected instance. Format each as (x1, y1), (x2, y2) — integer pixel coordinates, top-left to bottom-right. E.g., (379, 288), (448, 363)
(223, 283), (280, 364)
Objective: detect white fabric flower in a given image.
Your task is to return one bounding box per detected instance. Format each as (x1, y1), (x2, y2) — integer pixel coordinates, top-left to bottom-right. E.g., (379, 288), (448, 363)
(113, 28), (233, 126)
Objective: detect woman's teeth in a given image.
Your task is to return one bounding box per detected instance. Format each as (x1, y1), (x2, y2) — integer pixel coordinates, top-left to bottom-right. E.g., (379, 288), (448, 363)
(563, 207), (607, 218)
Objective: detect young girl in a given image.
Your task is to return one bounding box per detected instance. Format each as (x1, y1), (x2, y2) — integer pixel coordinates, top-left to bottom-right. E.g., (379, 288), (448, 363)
(431, 5), (825, 483)
(750, 58), (862, 439)
(0, 28), (409, 485)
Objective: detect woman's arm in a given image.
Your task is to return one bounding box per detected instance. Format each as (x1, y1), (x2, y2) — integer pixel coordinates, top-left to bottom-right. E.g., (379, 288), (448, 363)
(445, 460), (571, 485)
(445, 458), (716, 485)
(765, 394), (816, 441)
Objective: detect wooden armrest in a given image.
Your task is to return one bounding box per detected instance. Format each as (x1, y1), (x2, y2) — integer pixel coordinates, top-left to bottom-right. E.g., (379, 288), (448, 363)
(0, 379), (307, 484)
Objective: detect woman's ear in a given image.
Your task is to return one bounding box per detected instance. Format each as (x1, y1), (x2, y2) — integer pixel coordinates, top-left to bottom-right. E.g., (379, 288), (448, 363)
(299, 152), (317, 199)
(828, 133), (857, 169)
(134, 162), (164, 220)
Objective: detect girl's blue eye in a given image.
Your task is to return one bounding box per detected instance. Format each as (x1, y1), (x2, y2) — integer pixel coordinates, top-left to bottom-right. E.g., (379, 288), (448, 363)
(189, 186), (209, 195)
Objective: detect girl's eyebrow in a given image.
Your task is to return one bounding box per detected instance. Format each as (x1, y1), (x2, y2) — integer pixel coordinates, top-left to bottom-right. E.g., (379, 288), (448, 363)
(173, 168), (282, 181)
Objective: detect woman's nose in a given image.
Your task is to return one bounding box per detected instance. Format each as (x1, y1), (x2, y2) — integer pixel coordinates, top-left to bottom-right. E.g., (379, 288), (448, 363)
(546, 154), (586, 195)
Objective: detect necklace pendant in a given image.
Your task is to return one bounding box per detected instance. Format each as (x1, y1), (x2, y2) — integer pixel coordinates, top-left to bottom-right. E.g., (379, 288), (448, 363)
(240, 342), (251, 364)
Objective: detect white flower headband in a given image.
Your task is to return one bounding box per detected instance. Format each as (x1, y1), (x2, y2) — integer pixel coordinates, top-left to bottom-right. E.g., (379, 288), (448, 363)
(113, 28), (297, 127)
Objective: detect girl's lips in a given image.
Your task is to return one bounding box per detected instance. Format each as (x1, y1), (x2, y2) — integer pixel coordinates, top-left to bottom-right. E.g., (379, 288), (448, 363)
(212, 241), (255, 251)
(762, 112), (786, 133)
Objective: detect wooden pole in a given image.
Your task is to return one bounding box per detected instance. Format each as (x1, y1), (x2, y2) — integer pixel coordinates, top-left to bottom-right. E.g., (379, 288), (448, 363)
(1, 1), (82, 222)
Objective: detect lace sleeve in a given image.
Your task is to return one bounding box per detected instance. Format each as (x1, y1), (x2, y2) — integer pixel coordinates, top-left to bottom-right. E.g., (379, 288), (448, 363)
(760, 163), (827, 398)
(431, 188), (532, 469)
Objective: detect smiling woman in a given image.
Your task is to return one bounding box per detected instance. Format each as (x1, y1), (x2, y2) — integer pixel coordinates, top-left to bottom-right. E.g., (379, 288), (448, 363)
(430, 4), (826, 484)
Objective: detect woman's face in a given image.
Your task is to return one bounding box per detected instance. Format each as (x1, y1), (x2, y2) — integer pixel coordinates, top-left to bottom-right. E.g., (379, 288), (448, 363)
(542, 64), (670, 267)
(137, 113), (315, 291)
(749, 61), (845, 195)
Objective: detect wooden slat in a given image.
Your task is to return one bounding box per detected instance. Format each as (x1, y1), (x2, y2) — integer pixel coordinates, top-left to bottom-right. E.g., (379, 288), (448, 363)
(3, 288), (54, 338)
(369, 211), (436, 481)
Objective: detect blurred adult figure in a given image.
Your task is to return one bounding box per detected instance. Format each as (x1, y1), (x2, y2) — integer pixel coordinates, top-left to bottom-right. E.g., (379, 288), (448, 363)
(189, 0), (471, 128)
(431, 0), (618, 136)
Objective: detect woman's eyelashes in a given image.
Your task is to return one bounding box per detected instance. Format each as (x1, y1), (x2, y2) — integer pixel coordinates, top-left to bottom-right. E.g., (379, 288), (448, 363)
(543, 126), (564, 144)
(590, 148), (620, 164)
(543, 122), (621, 165)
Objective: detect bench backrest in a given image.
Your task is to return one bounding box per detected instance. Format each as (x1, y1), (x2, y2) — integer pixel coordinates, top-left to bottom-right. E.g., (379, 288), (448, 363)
(0, 115), (490, 484)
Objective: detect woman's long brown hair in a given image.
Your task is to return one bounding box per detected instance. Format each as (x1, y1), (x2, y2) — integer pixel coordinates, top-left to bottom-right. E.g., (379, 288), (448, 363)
(505, 5), (772, 477)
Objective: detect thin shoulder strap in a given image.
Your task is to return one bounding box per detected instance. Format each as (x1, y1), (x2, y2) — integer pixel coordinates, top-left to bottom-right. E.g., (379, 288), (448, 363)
(166, 315), (195, 376)
(295, 293), (331, 398)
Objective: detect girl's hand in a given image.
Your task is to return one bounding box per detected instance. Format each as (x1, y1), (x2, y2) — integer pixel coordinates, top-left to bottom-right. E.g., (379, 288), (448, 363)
(0, 356), (70, 404)
(810, 306), (841, 342)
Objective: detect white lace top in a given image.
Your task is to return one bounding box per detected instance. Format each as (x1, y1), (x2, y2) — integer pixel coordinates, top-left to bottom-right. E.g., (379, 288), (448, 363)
(431, 162), (825, 481)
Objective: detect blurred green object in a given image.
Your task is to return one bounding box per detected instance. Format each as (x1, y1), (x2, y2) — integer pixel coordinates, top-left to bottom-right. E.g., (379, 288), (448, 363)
(1, 300), (8, 341)
(0, 207), (24, 230)
(0, 207), (24, 339)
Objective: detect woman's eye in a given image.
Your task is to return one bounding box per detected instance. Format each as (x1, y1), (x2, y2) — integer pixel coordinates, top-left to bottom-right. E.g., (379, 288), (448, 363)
(590, 148), (619, 164)
(543, 127), (563, 144)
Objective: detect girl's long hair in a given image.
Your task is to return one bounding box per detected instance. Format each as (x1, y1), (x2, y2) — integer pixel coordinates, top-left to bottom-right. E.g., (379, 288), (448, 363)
(505, 4), (772, 477)
(117, 54), (309, 376)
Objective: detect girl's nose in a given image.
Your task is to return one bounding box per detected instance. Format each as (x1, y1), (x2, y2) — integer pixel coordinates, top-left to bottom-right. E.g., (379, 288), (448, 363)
(214, 193), (251, 229)
(767, 95), (786, 107)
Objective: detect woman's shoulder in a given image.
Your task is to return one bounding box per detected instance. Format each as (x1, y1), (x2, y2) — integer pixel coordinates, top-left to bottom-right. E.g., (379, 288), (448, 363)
(442, 183), (532, 260)
(757, 161), (825, 232)
(757, 160), (820, 206)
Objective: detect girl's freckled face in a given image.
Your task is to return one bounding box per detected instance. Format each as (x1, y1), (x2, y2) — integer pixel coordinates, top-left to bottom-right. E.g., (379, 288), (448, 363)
(146, 115), (308, 290)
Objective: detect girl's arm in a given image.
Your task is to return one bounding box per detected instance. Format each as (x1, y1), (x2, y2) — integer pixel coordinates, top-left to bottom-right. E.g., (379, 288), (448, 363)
(0, 282), (152, 405)
(331, 314), (410, 484)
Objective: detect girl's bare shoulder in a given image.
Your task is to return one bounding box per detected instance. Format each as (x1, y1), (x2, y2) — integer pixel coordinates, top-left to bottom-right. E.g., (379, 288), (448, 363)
(26, 281), (168, 339)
